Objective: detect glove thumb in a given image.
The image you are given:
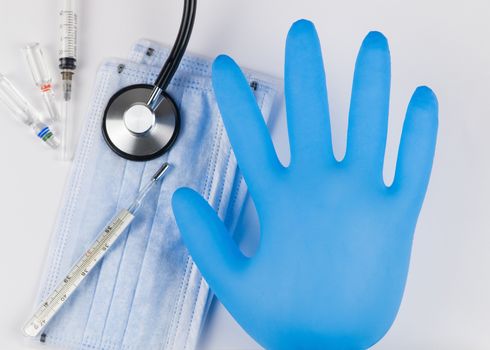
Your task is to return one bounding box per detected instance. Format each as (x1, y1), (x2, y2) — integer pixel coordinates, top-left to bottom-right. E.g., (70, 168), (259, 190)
(172, 187), (248, 300)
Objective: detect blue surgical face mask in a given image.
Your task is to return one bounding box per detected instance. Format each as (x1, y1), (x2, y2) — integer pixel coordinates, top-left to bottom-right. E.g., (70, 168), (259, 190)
(28, 40), (280, 350)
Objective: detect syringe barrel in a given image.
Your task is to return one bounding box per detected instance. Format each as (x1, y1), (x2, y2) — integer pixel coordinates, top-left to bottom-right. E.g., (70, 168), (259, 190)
(59, 0), (78, 66)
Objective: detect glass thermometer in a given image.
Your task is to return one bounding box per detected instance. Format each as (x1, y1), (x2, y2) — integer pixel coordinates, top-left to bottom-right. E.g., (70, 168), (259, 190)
(23, 162), (170, 337)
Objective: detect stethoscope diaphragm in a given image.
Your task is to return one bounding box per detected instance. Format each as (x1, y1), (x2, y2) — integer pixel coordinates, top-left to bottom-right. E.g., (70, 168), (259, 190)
(102, 84), (180, 161)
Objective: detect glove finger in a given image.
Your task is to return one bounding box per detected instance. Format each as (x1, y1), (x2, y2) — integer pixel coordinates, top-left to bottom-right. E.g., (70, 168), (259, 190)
(212, 55), (282, 199)
(346, 31), (391, 180)
(285, 20), (334, 168)
(392, 86), (438, 204)
(172, 187), (248, 295)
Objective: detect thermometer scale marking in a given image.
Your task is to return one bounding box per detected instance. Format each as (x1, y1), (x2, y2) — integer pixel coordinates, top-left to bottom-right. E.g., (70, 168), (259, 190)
(23, 209), (134, 337)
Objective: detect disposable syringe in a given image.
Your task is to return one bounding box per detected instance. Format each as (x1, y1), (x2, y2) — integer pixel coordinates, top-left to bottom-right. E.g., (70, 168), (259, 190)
(24, 43), (60, 124)
(23, 163), (171, 337)
(59, 0), (77, 102)
(59, 0), (78, 160)
(0, 74), (59, 149)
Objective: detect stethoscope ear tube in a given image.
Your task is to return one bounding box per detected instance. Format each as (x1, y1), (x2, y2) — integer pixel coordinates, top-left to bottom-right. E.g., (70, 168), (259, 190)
(147, 0), (197, 111)
(155, 0), (197, 91)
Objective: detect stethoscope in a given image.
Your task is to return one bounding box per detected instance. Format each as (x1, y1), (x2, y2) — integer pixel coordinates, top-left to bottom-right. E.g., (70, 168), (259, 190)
(102, 0), (197, 161)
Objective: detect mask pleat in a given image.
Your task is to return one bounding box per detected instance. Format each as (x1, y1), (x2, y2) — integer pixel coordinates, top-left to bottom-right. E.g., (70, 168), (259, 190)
(31, 41), (280, 349)
(80, 161), (146, 345)
(121, 89), (218, 349)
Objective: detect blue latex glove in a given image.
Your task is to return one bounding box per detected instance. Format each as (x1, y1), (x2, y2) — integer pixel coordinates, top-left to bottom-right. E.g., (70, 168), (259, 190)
(173, 20), (438, 350)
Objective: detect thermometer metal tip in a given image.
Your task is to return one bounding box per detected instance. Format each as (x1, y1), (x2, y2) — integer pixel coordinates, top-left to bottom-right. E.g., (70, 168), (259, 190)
(153, 162), (170, 181)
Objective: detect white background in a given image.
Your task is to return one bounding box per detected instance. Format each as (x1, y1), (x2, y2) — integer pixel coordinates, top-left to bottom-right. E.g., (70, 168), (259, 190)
(0, 0), (489, 349)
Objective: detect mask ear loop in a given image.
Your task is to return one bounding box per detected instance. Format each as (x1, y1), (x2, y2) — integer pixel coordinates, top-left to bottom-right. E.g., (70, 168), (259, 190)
(146, 0), (197, 111)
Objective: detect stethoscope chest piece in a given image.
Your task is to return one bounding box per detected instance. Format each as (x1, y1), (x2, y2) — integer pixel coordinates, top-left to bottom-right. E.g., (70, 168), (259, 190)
(102, 84), (180, 161)
(101, 0), (195, 161)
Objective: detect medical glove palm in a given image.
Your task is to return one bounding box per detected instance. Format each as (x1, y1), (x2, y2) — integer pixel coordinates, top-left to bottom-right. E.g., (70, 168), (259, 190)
(173, 20), (438, 350)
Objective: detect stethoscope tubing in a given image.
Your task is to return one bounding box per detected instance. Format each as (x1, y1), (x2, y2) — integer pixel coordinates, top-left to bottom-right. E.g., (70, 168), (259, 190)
(154, 0), (197, 92)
